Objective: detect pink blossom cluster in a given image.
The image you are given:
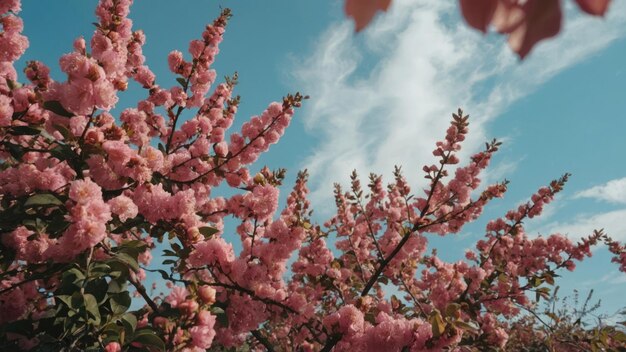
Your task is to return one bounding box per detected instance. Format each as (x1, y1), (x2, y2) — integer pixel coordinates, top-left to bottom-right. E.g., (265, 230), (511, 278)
(322, 306), (435, 352)
(604, 235), (626, 272)
(0, 0), (27, 127)
(158, 285), (217, 350)
(3, 178), (111, 264)
(0, 272), (39, 325)
(0, 1), (624, 351)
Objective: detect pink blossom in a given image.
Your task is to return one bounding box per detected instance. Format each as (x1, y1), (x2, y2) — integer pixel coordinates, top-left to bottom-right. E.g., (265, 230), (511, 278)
(178, 299), (199, 315)
(243, 184), (279, 221)
(0, 94), (13, 126)
(190, 324), (216, 349)
(108, 195), (138, 222)
(166, 286), (189, 308)
(196, 310), (215, 326)
(323, 305), (364, 337)
(0, 0), (21, 14)
(104, 342), (121, 352)
(189, 39), (205, 59)
(188, 237), (234, 268)
(213, 141), (228, 157)
(134, 65), (154, 88)
(360, 312), (416, 351)
(1, 3), (623, 351)
(198, 285), (216, 304)
(0, 14), (28, 62)
(168, 50), (184, 74)
(69, 178), (103, 204)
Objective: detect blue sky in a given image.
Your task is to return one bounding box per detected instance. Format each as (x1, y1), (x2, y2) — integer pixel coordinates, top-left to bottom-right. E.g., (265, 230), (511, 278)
(18, 1), (626, 317)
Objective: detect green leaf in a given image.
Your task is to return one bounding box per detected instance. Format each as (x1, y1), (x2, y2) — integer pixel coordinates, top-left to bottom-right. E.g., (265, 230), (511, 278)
(46, 216), (70, 234)
(176, 77), (187, 88)
(445, 303), (461, 318)
(613, 331), (626, 343)
(86, 277), (109, 303)
(162, 249), (177, 257)
(211, 307), (229, 327)
(454, 320), (479, 333)
(24, 193), (62, 207)
(52, 123), (73, 141)
(498, 273), (508, 283)
(535, 287), (550, 302)
(63, 267), (86, 286)
(212, 300), (228, 310)
(121, 312), (137, 334)
(10, 125), (42, 136)
(106, 259), (129, 280)
(6, 78), (23, 90)
(89, 263), (111, 278)
(531, 276), (542, 287)
(84, 293), (101, 324)
(108, 279), (126, 294)
(56, 295), (73, 309)
(119, 240), (148, 254)
(110, 292), (132, 315)
(116, 252), (139, 272)
(156, 269), (170, 280)
(544, 273), (555, 285)
(3, 142), (25, 159)
(132, 330), (165, 351)
(546, 312), (559, 323)
(429, 310), (446, 338)
(70, 292), (84, 312)
(102, 324), (122, 344)
(43, 101), (73, 118)
(199, 226), (219, 239)
(113, 218), (145, 234)
(49, 143), (76, 162)
(22, 218), (38, 230)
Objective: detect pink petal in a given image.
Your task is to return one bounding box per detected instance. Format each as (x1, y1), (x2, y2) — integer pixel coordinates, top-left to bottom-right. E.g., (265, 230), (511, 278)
(575, 0), (611, 16)
(508, 0), (562, 59)
(492, 0), (526, 34)
(345, 0), (392, 32)
(459, 0), (499, 33)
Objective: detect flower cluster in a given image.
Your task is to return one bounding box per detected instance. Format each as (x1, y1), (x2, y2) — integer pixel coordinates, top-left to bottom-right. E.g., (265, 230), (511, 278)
(0, 1), (623, 351)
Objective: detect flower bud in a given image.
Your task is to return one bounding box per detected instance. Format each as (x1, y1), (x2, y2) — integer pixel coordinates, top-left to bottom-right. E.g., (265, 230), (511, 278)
(198, 285), (216, 305)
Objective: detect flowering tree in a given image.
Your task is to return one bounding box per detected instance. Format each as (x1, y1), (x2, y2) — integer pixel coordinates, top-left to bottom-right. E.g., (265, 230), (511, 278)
(345, 0), (612, 58)
(0, 0), (625, 351)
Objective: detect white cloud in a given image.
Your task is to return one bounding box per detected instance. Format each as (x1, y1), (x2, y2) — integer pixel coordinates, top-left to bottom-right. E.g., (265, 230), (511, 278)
(292, 0), (626, 212)
(481, 155), (523, 186)
(575, 177), (626, 204)
(531, 209), (626, 242)
(599, 273), (626, 286)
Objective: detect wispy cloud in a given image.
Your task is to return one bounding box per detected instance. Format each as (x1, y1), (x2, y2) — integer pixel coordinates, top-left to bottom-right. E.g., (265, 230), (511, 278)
(481, 155), (523, 186)
(291, 0), (626, 210)
(543, 176), (626, 242)
(531, 209), (626, 242)
(575, 177), (626, 204)
(581, 272), (626, 287)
